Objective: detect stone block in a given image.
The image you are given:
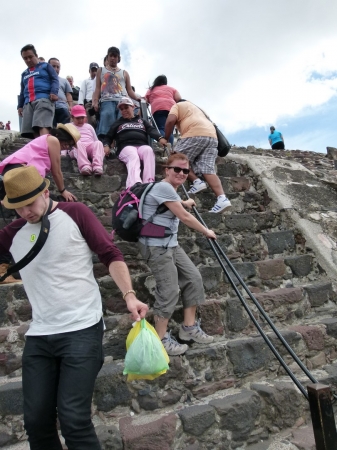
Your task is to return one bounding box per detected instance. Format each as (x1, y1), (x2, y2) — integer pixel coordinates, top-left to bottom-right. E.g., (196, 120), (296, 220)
(191, 379), (235, 399)
(284, 255), (313, 277)
(0, 381), (23, 415)
(289, 325), (324, 350)
(209, 390), (261, 440)
(178, 404), (216, 436)
(263, 230), (295, 254)
(96, 425), (123, 450)
(198, 300), (224, 335)
(217, 162), (239, 177)
(103, 333), (128, 360)
(230, 176), (251, 192)
(94, 363), (132, 411)
(119, 413), (176, 450)
(226, 297), (249, 332)
(91, 175), (121, 193)
(199, 265), (222, 291)
(254, 287), (302, 309)
(253, 211), (275, 231)
(291, 426), (316, 450)
(16, 301), (32, 321)
(17, 323), (30, 340)
(304, 282), (333, 307)
(226, 337), (273, 374)
(319, 318), (337, 339)
(224, 214), (256, 232)
(255, 259), (286, 280)
(137, 394), (159, 411)
(0, 294), (7, 326)
(198, 212), (223, 229)
(227, 262), (256, 284)
(251, 382), (303, 429)
(0, 329), (9, 343)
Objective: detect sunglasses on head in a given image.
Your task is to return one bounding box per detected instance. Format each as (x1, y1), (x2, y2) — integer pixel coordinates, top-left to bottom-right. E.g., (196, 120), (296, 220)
(168, 166), (190, 175)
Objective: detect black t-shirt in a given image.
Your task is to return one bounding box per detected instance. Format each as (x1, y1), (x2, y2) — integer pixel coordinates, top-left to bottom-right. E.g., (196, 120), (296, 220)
(103, 116), (162, 155)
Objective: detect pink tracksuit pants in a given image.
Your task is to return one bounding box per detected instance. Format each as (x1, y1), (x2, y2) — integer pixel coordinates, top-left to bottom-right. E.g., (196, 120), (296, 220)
(118, 145), (155, 188)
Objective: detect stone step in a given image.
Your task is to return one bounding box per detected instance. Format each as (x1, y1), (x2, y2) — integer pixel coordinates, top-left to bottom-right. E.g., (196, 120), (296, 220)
(0, 367), (334, 449)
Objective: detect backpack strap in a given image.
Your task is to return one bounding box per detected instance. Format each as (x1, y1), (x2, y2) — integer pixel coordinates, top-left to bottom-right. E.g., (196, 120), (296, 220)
(0, 198), (53, 282)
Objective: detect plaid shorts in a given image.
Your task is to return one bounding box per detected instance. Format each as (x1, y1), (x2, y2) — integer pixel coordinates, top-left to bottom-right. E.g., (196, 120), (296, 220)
(174, 136), (218, 175)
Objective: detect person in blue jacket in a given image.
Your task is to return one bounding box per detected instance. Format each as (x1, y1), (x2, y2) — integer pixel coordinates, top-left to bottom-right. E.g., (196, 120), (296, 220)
(18, 44), (59, 139)
(268, 126), (285, 149)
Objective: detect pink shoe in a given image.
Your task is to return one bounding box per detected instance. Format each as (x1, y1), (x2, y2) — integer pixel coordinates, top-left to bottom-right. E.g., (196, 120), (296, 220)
(93, 167), (103, 176)
(81, 166), (92, 176)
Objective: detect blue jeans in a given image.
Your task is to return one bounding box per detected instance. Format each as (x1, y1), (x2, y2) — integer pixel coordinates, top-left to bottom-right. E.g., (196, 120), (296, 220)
(22, 320), (104, 450)
(53, 107), (70, 127)
(97, 101), (121, 138)
(153, 110), (174, 145)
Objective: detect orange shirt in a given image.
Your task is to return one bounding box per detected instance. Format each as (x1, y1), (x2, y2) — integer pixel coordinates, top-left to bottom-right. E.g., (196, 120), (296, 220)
(169, 102), (216, 139)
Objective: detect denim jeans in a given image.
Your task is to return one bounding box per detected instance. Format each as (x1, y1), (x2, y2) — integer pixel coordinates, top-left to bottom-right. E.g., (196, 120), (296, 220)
(53, 107), (70, 127)
(22, 320), (104, 450)
(97, 101), (121, 138)
(153, 110), (174, 145)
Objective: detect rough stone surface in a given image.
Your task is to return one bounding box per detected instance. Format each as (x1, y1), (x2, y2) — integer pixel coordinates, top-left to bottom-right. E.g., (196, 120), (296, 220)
(96, 425), (123, 450)
(226, 337), (273, 374)
(94, 363), (132, 411)
(209, 390), (261, 441)
(251, 382), (304, 429)
(0, 381), (23, 415)
(263, 231), (295, 255)
(191, 379), (235, 399)
(178, 404), (216, 436)
(226, 297), (249, 332)
(284, 255), (313, 277)
(119, 414), (176, 450)
(289, 325), (324, 350)
(198, 300), (224, 335)
(255, 259), (286, 280)
(319, 318), (337, 339)
(304, 282), (333, 307)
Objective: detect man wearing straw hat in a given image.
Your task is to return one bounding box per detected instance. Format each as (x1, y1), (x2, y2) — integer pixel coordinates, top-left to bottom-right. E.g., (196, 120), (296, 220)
(0, 165), (148, 449)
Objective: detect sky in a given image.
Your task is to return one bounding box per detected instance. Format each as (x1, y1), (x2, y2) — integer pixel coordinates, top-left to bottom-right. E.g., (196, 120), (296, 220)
(1, 0), (337, 153)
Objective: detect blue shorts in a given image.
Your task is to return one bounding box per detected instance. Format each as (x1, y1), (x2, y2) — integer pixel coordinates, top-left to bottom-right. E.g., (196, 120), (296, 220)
(97, 101), (121, 137)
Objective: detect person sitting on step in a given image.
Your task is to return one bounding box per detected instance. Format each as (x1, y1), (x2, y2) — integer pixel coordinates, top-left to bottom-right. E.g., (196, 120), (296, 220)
(69, 105), (106, 176)
(0, 124), (78, 202)
(102, 97), (167, 188)
(138, 152), (216, 356)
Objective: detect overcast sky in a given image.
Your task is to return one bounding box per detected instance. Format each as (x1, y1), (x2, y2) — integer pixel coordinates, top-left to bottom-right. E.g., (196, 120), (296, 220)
(1, 0), (337, 152)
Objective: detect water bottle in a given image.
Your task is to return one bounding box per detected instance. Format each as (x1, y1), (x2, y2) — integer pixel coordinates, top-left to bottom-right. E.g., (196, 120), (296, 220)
(119, 205), (132, 223)
(123, 207), (139, 229)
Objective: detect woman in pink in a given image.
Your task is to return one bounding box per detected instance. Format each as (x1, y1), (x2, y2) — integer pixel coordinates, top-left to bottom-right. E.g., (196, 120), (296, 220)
(145, 75), (181, 146)
(69, 105), (106, 176)
(0, 124), (78, 202)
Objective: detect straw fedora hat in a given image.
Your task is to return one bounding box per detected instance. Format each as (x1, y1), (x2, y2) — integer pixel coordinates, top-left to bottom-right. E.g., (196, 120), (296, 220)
(3, 166), (50, 209)
(57, 123), (81, 148)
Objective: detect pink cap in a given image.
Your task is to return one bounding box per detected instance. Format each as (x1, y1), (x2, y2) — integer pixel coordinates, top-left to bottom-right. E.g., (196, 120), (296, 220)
(117, 97), (134, 108)
(71, 105), (86, 117)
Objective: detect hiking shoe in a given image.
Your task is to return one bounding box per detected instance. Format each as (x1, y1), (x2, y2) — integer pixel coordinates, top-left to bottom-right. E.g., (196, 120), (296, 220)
(93, 167), (103, 176)
(80, 166), (92, 176)
(179, 319), (214, 344)
(161, 331), (189, 356)
(209, 196), (231, 213)
(187, 179), (207, 194)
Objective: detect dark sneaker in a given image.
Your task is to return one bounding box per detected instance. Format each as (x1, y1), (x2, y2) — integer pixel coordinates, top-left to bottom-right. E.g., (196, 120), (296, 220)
(161, 331), (189, 356)
(179, 319), (214, 344)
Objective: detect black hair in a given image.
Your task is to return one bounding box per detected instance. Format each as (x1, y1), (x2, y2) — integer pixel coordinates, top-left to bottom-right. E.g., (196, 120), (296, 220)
(107, 47), (121, 62)
(21, 44), (37, 56)
(149, 75), (167, 90)
(50, 128), (74, 143)
(103, 55), (107, 64)
(48, 57), (59, 63)
(131, 86), (135, 92)
(177, 99), (186, 103)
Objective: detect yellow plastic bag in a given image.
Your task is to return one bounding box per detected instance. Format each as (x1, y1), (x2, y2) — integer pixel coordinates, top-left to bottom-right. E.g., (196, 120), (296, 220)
(123, 319), (170, 381)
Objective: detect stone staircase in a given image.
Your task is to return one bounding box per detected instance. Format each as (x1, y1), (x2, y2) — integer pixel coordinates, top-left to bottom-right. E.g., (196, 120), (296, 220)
(0, 132), (337, 449)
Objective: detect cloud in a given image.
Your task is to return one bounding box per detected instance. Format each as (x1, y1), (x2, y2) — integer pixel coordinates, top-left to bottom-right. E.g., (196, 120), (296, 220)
(1, 0), (337, 152)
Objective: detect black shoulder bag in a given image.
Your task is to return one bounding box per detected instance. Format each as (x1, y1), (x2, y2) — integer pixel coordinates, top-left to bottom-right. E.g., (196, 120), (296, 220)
(0, 199), (53, 282)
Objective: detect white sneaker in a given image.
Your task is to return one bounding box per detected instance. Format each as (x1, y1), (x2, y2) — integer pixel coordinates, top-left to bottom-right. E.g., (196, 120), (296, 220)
(187, 179), (207, 194)
(209, 196), (231, 213)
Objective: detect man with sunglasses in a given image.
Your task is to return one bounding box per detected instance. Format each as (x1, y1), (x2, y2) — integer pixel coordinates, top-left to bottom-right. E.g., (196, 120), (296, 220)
(165, 100), (231, 213)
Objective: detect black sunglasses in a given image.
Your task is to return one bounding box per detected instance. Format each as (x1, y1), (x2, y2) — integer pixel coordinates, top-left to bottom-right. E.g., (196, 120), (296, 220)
(168, 166), (190, 175)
